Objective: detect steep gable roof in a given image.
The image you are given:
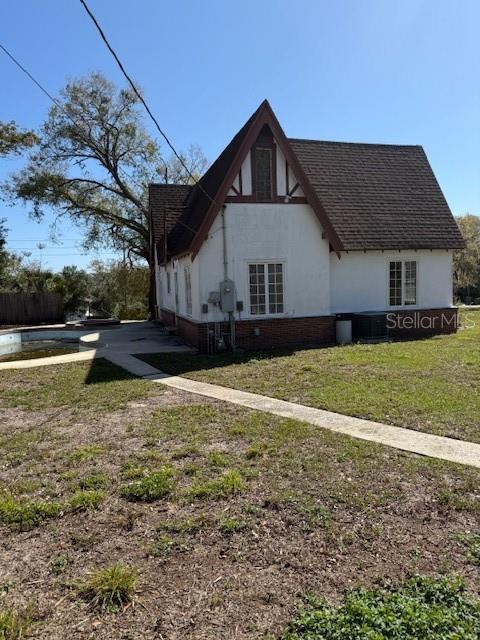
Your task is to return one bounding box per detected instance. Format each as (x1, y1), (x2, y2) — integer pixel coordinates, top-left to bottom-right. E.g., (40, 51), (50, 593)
(289, 139), (465, 250)
(149, 183), (192, 247)
(149, 101), (464, 259)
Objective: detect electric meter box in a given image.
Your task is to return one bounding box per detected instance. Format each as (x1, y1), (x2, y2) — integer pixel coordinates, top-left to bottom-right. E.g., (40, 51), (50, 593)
(219, 279), (235, 312)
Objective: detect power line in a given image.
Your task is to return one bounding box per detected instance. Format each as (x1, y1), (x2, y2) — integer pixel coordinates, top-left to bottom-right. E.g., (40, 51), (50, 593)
(78, 0), (217, 208)
(0, 43), (62, 107)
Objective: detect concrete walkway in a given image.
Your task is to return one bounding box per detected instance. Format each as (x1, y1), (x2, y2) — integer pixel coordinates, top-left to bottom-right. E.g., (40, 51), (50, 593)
(105, 352), (480, 470)
(2, 323), (479, 469)
(0, 321), (193, 371)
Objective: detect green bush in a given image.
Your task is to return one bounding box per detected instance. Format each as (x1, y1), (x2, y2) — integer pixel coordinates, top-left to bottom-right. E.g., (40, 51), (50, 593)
(0, 605), (36, 639)
(281, 575), (480, 640)
(120, 468), (175, 502)
(0, 493), (62, 530)
(76, 563), (136, 611)
(186, 469), (245, 501)
(69, 489), (105, 512)
(78, 473), (109, 490)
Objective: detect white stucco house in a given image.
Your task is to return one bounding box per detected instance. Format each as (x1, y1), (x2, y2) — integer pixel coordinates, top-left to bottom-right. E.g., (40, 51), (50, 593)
(149, 100), (464, 352)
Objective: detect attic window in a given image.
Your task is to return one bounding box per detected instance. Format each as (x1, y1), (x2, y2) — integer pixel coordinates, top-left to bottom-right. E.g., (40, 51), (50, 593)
(254, 147), (273, 201)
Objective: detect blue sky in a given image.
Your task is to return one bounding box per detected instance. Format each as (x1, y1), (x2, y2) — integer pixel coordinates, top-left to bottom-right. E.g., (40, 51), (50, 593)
(1, 0), (478, 270)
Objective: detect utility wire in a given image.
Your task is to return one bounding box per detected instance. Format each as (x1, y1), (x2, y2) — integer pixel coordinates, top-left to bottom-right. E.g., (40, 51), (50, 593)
(0, 43), (61, 107)
(78, 0), (218, 208)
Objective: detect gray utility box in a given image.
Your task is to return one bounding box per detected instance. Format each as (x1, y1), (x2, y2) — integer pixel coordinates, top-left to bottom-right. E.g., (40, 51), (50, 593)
(219, 279), (236, 312)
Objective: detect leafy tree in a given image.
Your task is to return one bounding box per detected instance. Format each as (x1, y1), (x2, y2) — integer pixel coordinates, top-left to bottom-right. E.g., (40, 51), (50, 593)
(5, 73), (207, 312)
(0, 121), (37, 157)
(50, 266), (90, 315)
(4, 258), (54, 293)
(454, 214), (480, 301)
(88, 259), (149, 319)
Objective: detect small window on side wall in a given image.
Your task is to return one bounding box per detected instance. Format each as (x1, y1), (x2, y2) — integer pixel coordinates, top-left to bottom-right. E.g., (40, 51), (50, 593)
(166, 270), (171, 294)
(254, 147), (273, 201)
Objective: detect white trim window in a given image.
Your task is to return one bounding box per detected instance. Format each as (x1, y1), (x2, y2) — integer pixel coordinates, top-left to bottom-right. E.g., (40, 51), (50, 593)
(249, 262), (284, 315)
(184, 266), (192, 316)
(166, 270), (171, 294)
(389, 260), (417, 306)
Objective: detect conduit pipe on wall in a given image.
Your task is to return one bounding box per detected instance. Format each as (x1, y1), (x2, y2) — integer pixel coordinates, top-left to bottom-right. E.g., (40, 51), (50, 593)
(221, 204), (236, 350)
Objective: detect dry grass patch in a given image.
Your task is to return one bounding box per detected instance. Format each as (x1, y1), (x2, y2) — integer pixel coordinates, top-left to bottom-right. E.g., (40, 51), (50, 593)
(0, 359), (478, 638)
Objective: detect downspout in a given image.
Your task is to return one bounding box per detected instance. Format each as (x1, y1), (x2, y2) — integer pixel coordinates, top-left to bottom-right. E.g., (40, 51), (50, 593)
(221, 204), (228, 281)
(221, 204), (236, 350)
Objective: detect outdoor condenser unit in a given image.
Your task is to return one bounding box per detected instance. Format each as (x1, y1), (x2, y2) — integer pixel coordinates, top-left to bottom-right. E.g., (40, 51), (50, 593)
(353, 312), (388, 341)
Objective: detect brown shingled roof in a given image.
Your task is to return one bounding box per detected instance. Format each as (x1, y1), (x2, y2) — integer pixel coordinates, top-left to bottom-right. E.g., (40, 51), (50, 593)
(288, 139), (465, 250)
(149, 100), (465, 259)
(149, 183), (192, 249)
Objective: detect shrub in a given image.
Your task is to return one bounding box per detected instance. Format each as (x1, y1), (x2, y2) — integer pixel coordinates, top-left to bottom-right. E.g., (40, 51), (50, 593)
(69, 489), (105, 512)
(50, 554), (72, 575)
(281, 575), (480, 640)
(78, 473), (108, 490)
(186, 470), (245, 501)
(157, 514), (209, 534)
(76, 563), (137, 611)
(207, 451), (228, 467)
(456, 532), (480, 565)
(69, 445), (104, 462)
(120, 468), (175, 502)
(0, 493), (62, 530)
(0, 605), (36, 639)
(219, 517), (247, 534)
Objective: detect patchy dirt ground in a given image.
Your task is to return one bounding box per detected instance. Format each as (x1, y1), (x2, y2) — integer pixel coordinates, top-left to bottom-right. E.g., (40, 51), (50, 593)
(0, 360), (478, 639)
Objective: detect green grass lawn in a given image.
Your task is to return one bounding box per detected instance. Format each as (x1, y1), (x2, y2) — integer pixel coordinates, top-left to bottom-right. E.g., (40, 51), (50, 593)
(138, 310), (480, 444)
(0, 359), (478, 639)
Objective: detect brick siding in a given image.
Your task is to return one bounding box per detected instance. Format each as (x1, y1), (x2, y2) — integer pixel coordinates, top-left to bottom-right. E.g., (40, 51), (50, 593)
(387, 308), (459, 338)
(168, 308), (460, 353)
(173, 314), (336, 353)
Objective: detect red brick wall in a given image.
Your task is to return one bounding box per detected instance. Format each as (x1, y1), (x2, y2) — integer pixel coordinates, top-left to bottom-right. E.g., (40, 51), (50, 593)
(175, 315), (203, 350)
(174, 314), (336, 353)
(234, 316), (336, 350)
(168, 308), (459, 352)
(160, 308), (176, 327)
(387, 308), (459, 338)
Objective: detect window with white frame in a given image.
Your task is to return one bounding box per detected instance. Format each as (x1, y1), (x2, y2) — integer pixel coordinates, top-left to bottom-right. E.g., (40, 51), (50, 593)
(389, 260), (417, 306)
(249, 263), (284, 315)
(184, 266), (192, 316)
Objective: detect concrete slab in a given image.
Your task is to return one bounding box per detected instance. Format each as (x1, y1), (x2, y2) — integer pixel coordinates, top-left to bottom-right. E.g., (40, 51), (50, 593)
(147, 373), (480, 469)
(0, 350), (96, 370)
(2, 322), (478, 470)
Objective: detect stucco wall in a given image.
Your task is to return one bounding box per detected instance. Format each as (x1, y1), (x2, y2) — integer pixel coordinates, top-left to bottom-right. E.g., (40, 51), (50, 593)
(330, 249), (454, 313)
(195, 202), (331, 323)
(156, 253), (200, 320)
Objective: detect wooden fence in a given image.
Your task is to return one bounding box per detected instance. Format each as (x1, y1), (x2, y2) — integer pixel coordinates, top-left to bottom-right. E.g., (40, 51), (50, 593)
(0, 293), (64, 325)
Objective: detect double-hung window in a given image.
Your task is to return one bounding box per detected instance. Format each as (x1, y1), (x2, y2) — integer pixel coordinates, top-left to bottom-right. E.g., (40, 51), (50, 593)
(249, 263), (284, 315)
(389, 260), (417, 306)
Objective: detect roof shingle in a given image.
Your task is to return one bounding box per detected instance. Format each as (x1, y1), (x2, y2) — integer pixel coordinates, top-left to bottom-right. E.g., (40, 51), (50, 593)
(289, 139), (464, 250)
